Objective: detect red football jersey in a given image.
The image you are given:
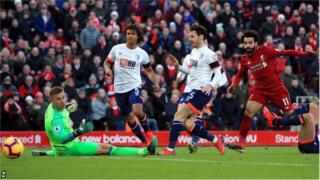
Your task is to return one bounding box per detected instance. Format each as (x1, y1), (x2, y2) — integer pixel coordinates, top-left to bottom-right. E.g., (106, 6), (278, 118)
(231, 46), (311, 90)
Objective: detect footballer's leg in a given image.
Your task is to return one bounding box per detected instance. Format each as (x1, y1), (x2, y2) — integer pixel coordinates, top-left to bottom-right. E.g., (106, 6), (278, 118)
(132, 103), (154, 144)
(182, 90), (224, 155)
(158, 104), (194, 155)
(130, 87), (154, 144)
(115, 91), (148, 145)
(131, 87), (154, 143)
(292, 103), (318, 153)
(264, 103), (311, 128)
(124, 114), (148, 144)
(70, 141), (155, 156)
(263, 102), (319, 153)
(226, 97), (264, 153)
(185, 112), (224, 155)
(99, 138), (157, 156)
(185, 113), (200, 154)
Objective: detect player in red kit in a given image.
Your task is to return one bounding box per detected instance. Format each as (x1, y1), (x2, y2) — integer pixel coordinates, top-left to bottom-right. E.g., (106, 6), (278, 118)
(226, 30), (315, 153)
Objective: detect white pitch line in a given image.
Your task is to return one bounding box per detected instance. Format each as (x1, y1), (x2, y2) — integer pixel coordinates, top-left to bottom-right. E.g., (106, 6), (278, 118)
(79, 156), (317, 167)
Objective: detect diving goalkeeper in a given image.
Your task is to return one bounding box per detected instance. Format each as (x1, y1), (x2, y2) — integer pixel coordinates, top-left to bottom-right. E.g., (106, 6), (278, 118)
(32, 86), (157, 156)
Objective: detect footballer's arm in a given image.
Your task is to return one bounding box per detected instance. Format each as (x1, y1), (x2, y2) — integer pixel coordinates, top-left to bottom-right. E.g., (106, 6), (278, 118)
(143, 64), (160, 91)
(104, 57), (113, 77)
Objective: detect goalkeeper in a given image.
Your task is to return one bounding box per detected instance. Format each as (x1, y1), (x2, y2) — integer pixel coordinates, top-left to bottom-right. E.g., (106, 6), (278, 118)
(32, 86), (157, 156)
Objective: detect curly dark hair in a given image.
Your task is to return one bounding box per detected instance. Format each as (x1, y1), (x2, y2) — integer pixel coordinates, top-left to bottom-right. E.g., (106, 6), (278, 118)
(125, 24), (144, 44)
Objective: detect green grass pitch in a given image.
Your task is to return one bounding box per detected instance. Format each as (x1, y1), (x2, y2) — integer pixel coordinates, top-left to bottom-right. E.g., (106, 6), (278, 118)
(1, 146), (318, 179)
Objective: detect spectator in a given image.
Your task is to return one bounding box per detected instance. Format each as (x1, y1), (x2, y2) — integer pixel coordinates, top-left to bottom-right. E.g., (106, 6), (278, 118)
(16, 64), (31, 87)
(38, 65), (56, 89)
(52, 55), (64, 78)
(18, 75), (40, 99)
(164, 0), (178, 22)
(107, 11), (119, 30)
(307, 24), (318, 51)
(289, 11), (302, 35)
(288, 76), (307, 103)
(92, 0), (106, 24)
(302, 4), (318, 31)
(213, 25), (228, 51)
(47, 0), (60, 29)
(66, 20), (81, 42)
(75, 89), (90, 116)
(34, 5), (55, 38)
(27, 47), (44, 75)
(211, 91), (224, 130)
(0, 29), (12, 48)
(301, 45), (318, 91)
(152, 9), (163, 26)
(63, 6), (78, 33)
(2, 95), (25, 130)
(163, 91), (179, 130)
(8, 18), (22, 42)
(259, 13), (274, 40)
(297, 27), (308, 46)
(0, 10), (11, 31)
(94, 35), (110, 60)
(62, 76), (78, 101)
(90, 88), (109, 130)
(85, 74), (100, 98)
(44, 47), (56, 66)
(79, 20), (101, 50)
(281, 65), (297, 89)
(0, 76), (18, 98)
(26, 92), (47, 130)
(142, 89), (158, 131)
(12, 1), (23, 22)
(221, 92), (241, 130)
(28, 0), (40, 19)
(218, 2), (235, 27)
(169, 40), (185, 64)
(42, 85), (51, 105)
(224, 60), (237, 79)
(273, 14), (287, 39)
(126, 0), (145, 21)
(76, 2), (89, 29)
(282, 26), (295, 49)
(250, 4), (266, 31)
(232, 80), (249, 110)
(0, 63), (13, 82)
(225, 17), (240, 43)
(96, 67), (105, 88)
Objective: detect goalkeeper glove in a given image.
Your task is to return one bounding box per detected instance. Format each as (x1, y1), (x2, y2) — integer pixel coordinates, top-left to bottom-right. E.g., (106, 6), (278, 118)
(73, 119), (94, 136)
(66, 102), (77, 113)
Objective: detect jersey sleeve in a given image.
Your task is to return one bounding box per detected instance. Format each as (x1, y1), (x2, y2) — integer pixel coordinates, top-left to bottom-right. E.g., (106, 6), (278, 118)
(182, 55), (191, 72)
(51, 114), (72, 144)
(142, 51), (150, 65)
(208, 51), (224, 87)
(208, 51), (221, 70)
(106, 46), (116, 63)
(266, 46), (311, 59)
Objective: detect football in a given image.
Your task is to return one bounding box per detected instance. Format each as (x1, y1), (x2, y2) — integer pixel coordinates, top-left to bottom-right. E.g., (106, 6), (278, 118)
(2, 137), (24, 159)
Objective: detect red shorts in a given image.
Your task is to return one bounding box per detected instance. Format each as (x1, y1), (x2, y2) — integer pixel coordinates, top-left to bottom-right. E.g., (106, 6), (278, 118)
(249, 86), (292, 112)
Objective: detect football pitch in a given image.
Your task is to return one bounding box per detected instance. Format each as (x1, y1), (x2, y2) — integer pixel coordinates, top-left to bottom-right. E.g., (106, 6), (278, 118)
(1, 147), (319, 179)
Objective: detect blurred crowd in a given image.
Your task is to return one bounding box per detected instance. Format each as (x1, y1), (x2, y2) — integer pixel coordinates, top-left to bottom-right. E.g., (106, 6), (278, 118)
(0, 0), (318, 131)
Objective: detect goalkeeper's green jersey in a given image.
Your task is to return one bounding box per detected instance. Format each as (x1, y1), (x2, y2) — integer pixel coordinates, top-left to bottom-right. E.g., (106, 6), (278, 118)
(44, 103), (79, 151)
